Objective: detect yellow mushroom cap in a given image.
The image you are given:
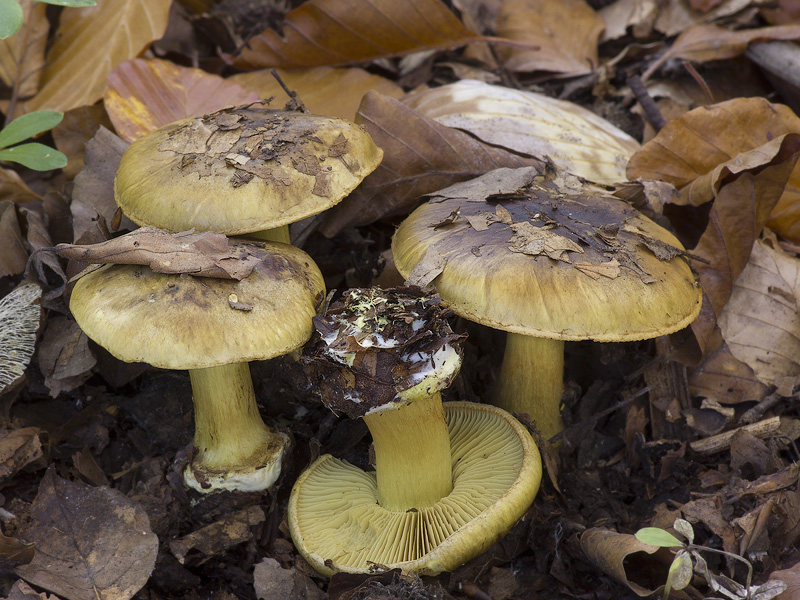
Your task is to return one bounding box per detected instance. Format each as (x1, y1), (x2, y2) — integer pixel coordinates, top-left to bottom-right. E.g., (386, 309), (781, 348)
(69, 241), (325, 369)
(392, 167), (702, 342)
(288, 401), (542, 576)
(114, 107), (384, 235)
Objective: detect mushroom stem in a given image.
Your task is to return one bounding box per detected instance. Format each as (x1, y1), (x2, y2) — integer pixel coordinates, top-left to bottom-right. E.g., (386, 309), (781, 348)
(492, 333), (565, 440)
(363, 390), (452, 512)
(247, 226), (291, 245)
(188, 362), (274, 472)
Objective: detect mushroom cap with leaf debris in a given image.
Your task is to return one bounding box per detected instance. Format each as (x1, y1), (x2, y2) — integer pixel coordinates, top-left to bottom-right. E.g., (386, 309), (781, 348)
(392, 166), (702, 343)
(114, 104), (383, 236)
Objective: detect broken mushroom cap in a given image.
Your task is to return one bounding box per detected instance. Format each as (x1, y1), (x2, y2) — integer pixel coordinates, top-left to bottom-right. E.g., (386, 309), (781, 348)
(0, 282), (42, 396)
(288, 286), (542, 575)
(114, 105), (383, 243)
(69, 240), (326, 493)
(391, 166), (702, 440)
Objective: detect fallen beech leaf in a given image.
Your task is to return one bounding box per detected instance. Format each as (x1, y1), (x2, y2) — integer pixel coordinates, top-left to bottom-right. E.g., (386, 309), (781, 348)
(579, 528), (665, 596)
(688, 134), (800, 358)
(319, 91), (543, 235)
(105, 58), (260, 143)
(769, 560), (800, 599)
(70, 126), (133, 241)
(404, 80), (639, 184)
(15, 468), (158, 600)
(688, 340), (769, 405)
(18, 0), (171, 117)
(37, 316), (96, 397)
(0, 283), (42, 396)
(495, 0), (605, 75)
(718, 233), (800, 386)
(0, 428), (42, 484)
(52, 105), (114, 180)
(235, 0), (482, 69)
(56, 228), (270, 280)
(0, 201), (28, 278)
(168, 506), (265, 565)
(230, 66), (403, 122)
(254, 558), (325, 600)
(0, 535), (35, 567)
(0, 1), (47, 98)
(644, 24), (800, 80)
(0, 169), (39, 205)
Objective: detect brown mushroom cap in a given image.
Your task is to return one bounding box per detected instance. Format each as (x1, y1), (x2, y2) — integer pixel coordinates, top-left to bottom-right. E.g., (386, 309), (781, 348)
(392, 167), (702, 342)
(114, 107), (383, 235)
(69, 241), (325, 369)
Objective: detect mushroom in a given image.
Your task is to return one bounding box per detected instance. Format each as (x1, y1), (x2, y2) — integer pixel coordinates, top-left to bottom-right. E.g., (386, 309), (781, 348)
(391, 167), (702, 440)
(288, 287), (542, 575)
(114, 104), (383, 244)
(68, 240), (326, 493)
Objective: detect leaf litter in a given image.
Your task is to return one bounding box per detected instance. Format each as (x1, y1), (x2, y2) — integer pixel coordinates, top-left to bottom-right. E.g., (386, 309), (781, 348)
(6, 1), (800, 599)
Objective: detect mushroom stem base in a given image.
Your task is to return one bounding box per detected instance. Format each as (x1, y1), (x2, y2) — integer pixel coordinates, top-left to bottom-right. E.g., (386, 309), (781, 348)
(493, 334), (565, 440)
(186, 363), (288, 493)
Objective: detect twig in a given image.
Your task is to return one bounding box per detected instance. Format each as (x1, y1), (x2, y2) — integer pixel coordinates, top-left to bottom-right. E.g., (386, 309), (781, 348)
(270, 68), (308, 113)
(628, 75), (666, 131)
(689, 416), (782, 455)
(682, 61), (714, 104)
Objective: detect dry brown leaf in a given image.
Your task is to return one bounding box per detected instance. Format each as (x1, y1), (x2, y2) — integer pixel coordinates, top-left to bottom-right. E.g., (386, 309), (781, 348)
(15, 468), (158, 600)
(688, 340), (769, 405)
(105, 58), (260, 143)
(4, 580), (60, 600)
(235, 0), (482, 69)
(37, 316), (95, 397)
(169, 506), (265, 565)
(254, 558), (325, 600)
(718, 233), (800, 387)
(0, 202), (28, 278)
(495, 0), (605, 75)
(52, 105), (114, 180)
(229, 66), (403, 122)
(573, 258), (621, 280)
(0, 0), (47, 97)
(769, 560), (800, 599)
(318, 91), (542, 236)
(56, 228), (269, 281)
(0, 168), (40, 205)
(644, 24), (800, 80)
(404, 80), (639, 184)
(579, 528), (664, 597)
(688, 133), (800, 359)
(404, 245), (447, 288)
(508, 221), (584, 262)
(0, 428), (42, 484)
(15, 0), (171, 117)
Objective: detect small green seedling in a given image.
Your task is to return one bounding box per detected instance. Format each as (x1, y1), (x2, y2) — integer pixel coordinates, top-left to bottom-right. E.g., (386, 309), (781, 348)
(0, 111), (67, 171)
(635, 519), (785, 600)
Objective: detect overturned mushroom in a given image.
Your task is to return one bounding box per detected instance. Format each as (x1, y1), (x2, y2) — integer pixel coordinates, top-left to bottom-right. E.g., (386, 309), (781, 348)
(114, 104), (383, 244)
(392, 167), (702, 440)
(69, 240), (325, 493)
(288, 287), (541, 575)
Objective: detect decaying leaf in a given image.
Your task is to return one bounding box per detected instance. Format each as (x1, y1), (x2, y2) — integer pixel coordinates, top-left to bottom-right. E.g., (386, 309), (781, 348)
(508, 221), (584, 262)
(318, 92), (543, 236)
(15, 468), (158, 600)
(718, 233), (800, 387)
(404, 80), (639, 184)
(0, 201), (28, 278)
(0, 283), (42, 396)
(229, 66), (403, 122)
(168, 506), (265, 565)
(37, 316), (96, 398)
(3, 579), (59, 600)
(494, 0), (605, 76)
(235, 0), (483, 69)
(579, 528), (665, 597)
(404, 245), (447, 288)
(55, 228), (268, 281)
(18, 0), (171, 117)
(105, 58), (260, 143)
(0, 428), (42, 484)
(253, 558), (325, 600)
(573, 258), (621, 280)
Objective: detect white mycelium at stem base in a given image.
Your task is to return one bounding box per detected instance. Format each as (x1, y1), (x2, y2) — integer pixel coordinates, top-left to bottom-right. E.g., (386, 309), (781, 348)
(185, 363), (288, 493)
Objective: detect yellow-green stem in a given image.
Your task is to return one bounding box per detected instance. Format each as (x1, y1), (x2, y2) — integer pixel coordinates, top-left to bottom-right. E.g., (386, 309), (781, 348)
(362, 390), (452, 512)
(189, 363), (272, 470)
(492, 333), (565, 440)
(247, 225), (291, 245)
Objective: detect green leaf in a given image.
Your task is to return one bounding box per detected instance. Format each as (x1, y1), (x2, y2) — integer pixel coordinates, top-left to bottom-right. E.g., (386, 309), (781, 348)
(0, 143), (68, 170)
(635, 528), (684, 548)
(0, 0), (23, 39)
(36, 0), (96, 6)
(0, 111), (64, 149)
